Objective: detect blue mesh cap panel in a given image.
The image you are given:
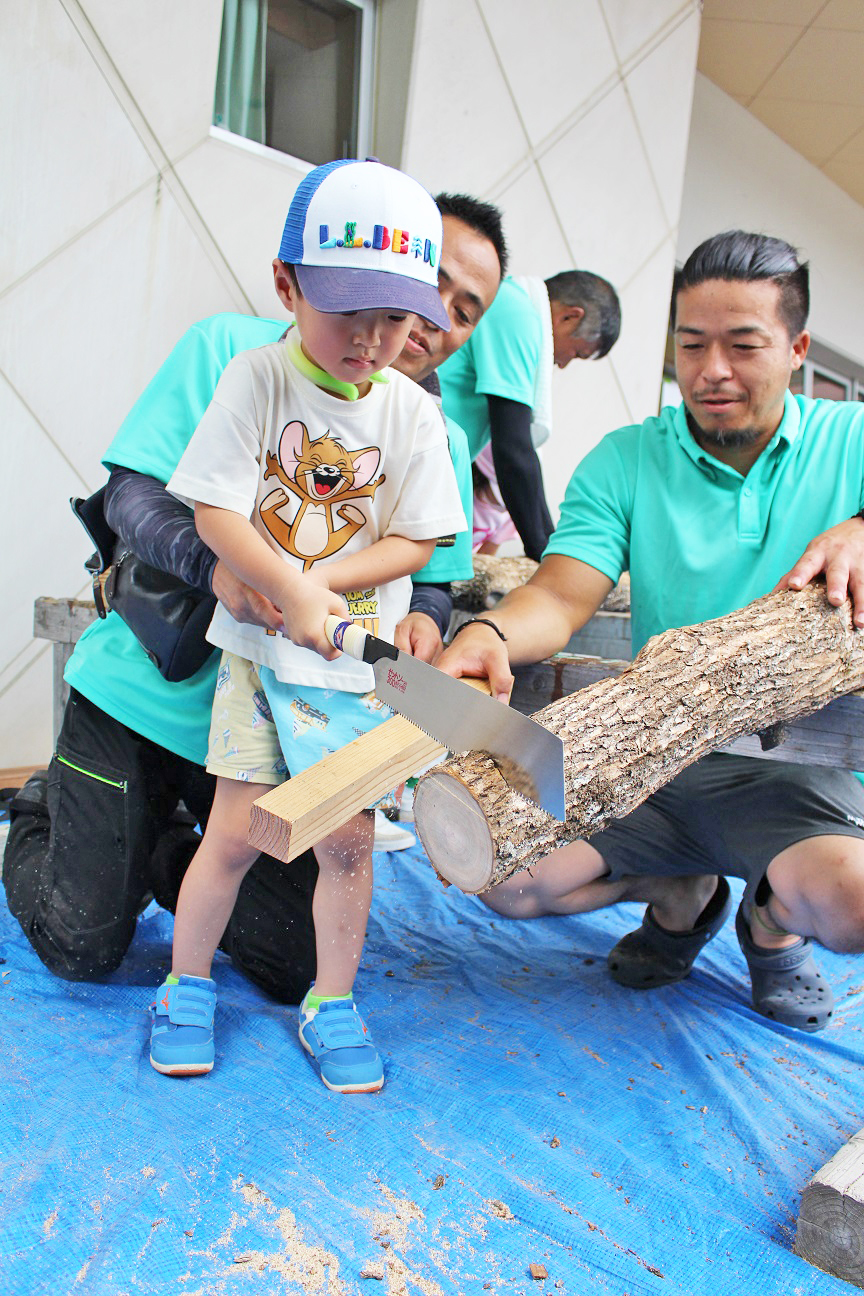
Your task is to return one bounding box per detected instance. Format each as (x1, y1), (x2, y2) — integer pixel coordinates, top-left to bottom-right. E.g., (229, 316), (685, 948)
(278, 158), (357, 263)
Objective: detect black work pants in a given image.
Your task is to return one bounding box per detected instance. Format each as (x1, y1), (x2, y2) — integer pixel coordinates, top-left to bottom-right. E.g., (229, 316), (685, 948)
(3, 690), (317, 1002)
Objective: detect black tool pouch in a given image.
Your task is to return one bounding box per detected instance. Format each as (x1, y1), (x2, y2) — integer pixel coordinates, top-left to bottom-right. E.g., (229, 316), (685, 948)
(70, 488), (217, 682)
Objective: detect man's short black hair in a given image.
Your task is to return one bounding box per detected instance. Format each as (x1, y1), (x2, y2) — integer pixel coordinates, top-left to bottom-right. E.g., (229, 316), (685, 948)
(434, 193), (509, 279)
(673, 230), (810, 338)
(544, 270), (621, 358)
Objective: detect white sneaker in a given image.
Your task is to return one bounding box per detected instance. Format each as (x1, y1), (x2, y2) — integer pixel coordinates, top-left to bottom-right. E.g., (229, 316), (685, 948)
(373, 809), (415, 852)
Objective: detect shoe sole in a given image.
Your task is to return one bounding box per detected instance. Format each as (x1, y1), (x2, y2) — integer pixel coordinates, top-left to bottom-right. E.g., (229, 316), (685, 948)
(299, 1034), (384, 1094)
(150, 1056), (213, 1076)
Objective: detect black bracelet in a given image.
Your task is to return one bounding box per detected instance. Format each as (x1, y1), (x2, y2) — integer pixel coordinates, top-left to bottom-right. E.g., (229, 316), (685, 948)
(450, 617), (507, 642)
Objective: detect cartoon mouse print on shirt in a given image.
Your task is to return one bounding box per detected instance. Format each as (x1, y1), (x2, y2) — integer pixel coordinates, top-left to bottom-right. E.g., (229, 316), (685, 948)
(259, 420), (386, 571)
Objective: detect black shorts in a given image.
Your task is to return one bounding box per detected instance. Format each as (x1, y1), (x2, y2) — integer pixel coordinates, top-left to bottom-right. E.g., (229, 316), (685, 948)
(591, 752), (864, 907)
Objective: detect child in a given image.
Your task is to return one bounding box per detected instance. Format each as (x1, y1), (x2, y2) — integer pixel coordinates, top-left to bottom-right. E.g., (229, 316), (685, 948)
(151, 159), (466, 1092)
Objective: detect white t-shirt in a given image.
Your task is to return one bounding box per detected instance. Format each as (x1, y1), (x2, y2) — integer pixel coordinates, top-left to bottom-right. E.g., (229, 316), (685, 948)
(169, 341), (466, 691)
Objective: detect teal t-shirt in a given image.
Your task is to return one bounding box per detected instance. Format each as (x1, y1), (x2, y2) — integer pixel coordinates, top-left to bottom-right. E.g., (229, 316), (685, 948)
(65, 314), (288, 764)
(413, 414), (473, 583)
(438, 277), (543, 461)
(545, 392), (864, 657)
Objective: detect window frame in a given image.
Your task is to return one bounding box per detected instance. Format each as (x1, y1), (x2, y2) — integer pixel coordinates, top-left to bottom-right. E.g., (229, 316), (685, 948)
(211, 0), (377, 168)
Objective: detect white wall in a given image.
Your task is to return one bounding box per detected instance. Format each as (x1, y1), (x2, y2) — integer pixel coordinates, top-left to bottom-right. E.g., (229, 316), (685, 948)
(0, 0), (701, 768)
(0, 0), (312, 768)
(401, 0), (702, 520)
(679, 75), (864, 366)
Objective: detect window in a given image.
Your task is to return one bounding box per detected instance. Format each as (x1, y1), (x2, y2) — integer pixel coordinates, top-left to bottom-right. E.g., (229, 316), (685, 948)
(795, 343), (864, 403)
(213, 0), (376, 165)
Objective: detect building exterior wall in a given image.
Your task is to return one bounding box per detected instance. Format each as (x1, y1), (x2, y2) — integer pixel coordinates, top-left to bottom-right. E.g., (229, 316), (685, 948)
(1, 0), (700, 767)
(401, 0), (702, 522)
(679, 75), (864, 367)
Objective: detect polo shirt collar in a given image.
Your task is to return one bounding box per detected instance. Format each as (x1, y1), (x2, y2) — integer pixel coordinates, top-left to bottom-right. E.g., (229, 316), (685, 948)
(673, 389), (802, 478)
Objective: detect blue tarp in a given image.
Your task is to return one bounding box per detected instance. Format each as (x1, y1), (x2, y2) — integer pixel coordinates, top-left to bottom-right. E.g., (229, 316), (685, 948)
(2, 842), (862, 1295)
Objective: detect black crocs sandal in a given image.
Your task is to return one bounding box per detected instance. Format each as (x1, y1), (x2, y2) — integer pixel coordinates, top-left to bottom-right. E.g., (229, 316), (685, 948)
(608, 876), (732, 988)
(734, 903), (834, 1032)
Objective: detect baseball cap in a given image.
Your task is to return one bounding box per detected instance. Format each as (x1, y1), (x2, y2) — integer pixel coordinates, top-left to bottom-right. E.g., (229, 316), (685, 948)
(277, 158), (450, 331)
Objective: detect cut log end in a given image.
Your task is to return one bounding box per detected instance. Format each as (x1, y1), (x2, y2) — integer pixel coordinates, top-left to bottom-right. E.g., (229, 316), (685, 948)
(414, 770), (496, 893)
(796, 1185), (864, 1285)
(795, 1134), (864, 1287)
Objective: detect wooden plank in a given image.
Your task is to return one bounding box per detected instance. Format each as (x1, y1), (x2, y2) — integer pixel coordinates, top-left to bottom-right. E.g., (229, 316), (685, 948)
(564, 610), (632, 661)
(248, 677), (496, 863)
(33, 599), (98, 742)
(0, 766), (45, 789)
(33, 596), (98, 645)
(248, 714), (446, 863)
(796, 1127), (864, 1286)
(511, 652), (864, 770)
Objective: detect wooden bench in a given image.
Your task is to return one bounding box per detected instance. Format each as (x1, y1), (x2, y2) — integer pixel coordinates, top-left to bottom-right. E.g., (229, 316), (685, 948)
(33, 597), (98, 740)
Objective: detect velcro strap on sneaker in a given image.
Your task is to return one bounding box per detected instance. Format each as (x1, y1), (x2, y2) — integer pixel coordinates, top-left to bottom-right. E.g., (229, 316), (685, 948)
(309, 1005), (365, 1050)
(163, 983), (216, 1028)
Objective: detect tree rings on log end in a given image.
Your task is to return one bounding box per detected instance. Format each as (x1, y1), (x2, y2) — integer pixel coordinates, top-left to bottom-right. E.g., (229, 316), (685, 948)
(796, 1182), (864, 1287)
(414, 772), (495, 893)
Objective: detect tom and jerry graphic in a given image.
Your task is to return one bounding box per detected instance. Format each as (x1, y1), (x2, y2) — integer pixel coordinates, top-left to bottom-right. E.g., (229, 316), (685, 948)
(259, 419), (385, 632)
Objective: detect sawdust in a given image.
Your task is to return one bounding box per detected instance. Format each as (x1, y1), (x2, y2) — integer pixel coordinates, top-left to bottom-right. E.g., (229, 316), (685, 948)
(140, 1166), (155, 1178)
(357, 1182), (446, 1296)
(184, 1177), (346, 1295)
(43, 1208), (58, 1236)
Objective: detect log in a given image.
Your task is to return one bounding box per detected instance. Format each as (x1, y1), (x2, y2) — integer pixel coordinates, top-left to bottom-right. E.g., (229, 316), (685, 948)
(511, 654), (864, 770)
(796, 1128), (864, 1286)
(450, 555), (630, 613)
(451, 555), (539, 611)
(414, 584), (864, 893)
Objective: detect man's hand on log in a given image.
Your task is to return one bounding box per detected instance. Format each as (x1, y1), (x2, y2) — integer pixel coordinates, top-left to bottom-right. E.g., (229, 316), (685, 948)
(775, 517), (864, 627)
(394, 611), (444, 664)
(437, 622), (514, 702)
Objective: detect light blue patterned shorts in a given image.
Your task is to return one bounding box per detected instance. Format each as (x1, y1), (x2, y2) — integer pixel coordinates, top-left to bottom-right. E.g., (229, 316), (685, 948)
(207, 652), (396, 809)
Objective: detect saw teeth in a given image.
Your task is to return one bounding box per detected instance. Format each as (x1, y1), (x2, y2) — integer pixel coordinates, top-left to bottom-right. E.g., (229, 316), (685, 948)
(407, 723), (546, 811)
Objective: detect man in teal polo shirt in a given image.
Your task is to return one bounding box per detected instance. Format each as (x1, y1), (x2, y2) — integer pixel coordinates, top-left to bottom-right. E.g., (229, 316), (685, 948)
(438, 230), (864, 1034)
(3, 193), (506, 998)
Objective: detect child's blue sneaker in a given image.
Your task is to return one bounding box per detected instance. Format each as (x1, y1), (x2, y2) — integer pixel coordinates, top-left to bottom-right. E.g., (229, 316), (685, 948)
(150, 975), (217, 1076)
(298, 995), (384, 1094)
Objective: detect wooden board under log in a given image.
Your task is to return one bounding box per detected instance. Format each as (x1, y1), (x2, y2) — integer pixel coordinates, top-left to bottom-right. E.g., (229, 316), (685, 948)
(796, 1128), (864, 1286)
(414, 584), (864, 893)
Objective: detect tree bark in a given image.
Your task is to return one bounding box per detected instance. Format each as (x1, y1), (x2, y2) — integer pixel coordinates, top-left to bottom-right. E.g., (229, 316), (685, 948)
(451, 555), (539, 611)
(414, 584), (864, 893)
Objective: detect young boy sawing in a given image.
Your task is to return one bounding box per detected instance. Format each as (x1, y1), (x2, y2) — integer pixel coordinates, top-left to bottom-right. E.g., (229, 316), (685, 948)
(153, 159), (466, 1092)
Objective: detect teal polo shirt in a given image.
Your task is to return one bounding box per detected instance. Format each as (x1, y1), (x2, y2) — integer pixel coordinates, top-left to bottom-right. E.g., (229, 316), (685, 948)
(413, 414), (473, 583)
(545, 392), (864, 657)
(65, 313), (474, 762)
(438, 277), (543, 461)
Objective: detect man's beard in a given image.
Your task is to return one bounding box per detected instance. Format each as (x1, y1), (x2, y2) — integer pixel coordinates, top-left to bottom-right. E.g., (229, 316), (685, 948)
(686, 409), (762, 449)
